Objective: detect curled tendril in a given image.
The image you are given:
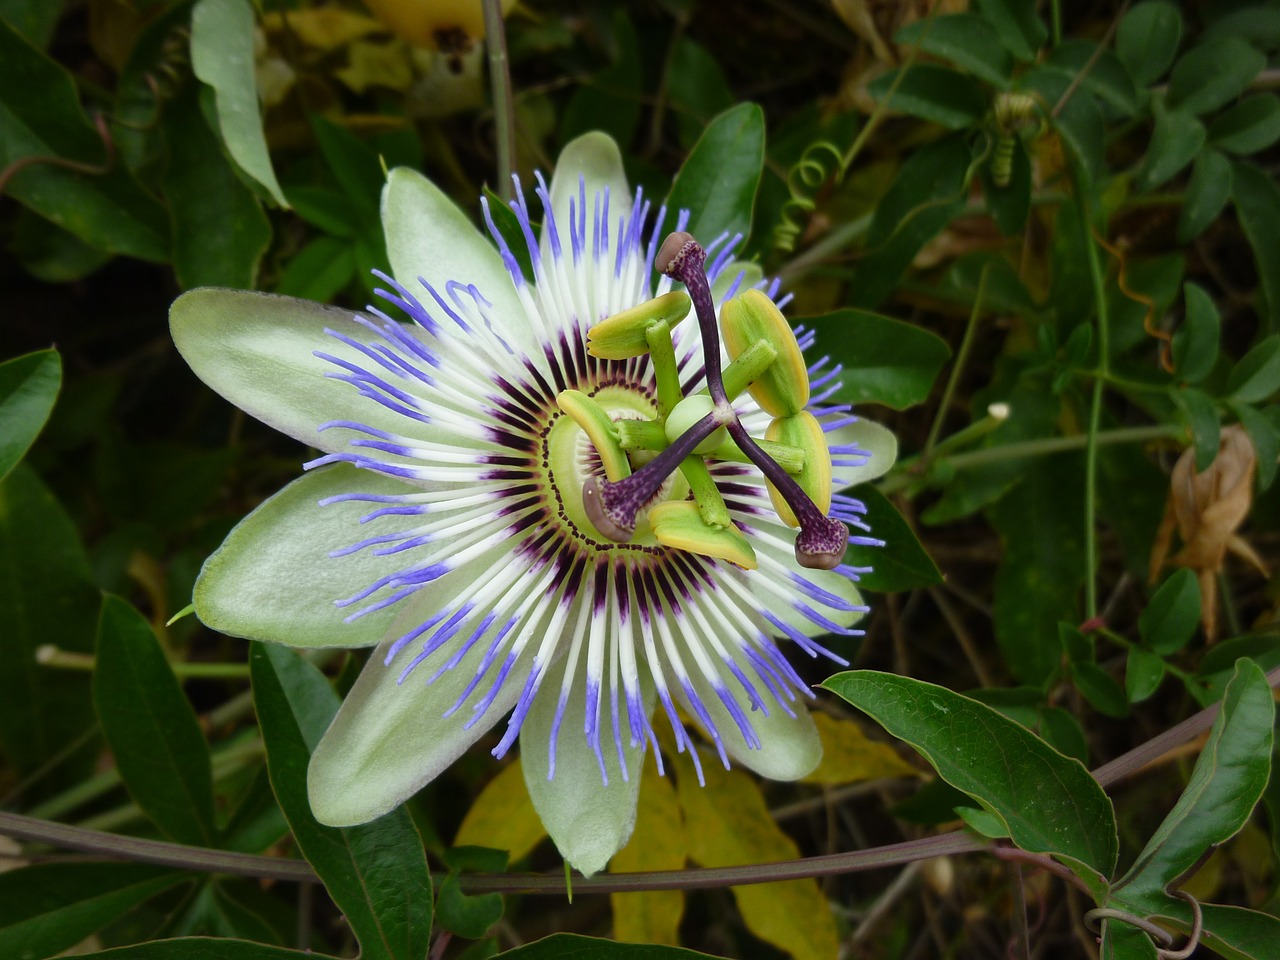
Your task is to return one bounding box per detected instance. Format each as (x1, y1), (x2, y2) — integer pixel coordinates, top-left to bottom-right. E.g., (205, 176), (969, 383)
(771, 139), (845, 254)
(1080, 890), (1204, 959)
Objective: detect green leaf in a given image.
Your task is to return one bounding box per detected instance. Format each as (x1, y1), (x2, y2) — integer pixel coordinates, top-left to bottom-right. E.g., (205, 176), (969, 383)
(0, 17), (168, 261)
(286, 186), (361, 239)
(1070, 661), (1129, 718)
(1209, 94), (1280, 155)
(1139, 568), (1201, 655)
(80, 939), (325, 959)
(1189, 904), (1280, 960)
(498, 934), (726, 959)
(854, 134), (971, 308)
(93, 595), (217, 846)
(1228, 400), (1278, 490)
(1125, 648), (1166, 703)
(1115, 660), (1275, 909)
(988, 453), (1087, 684)
(796, 309), (950, 410)
(1226, 334), (1280, 402)
(1173, 282), (1220, 381)
(666, 36), (734, 149)
(0, 348), (59, 482)
(560, 11), (641, 149)
(0, 863), (188, 960)
(0, 465), (99, 782)
(893, 14), (1013, 87)
(482, 186), (535, 282)
(822, 670), (1117, 897)
(190, 0), (288, 207)
(310, 114), (384, 214)
(1167, 38), (1266, 117)
(163, 84), (271, 290)
(1232, 163), (1280, 334)
(1099, 921), (1160, 960)
(1044, 41), (1140, 116)
(1174, 387), (1220, 472)
(10, 208), (112, 281)
(1054, 89), (1106, 183)
(1176, 148), (1232, 243)
(867, 64), (987, 130)
(842, 484), (942, 593)
(973, 0), (1047, 61)
(251, 643), (432, 960)
(1137, 98), (1205, 191)
(437, 846), (507, 939)
(1116, 1), (1182, 86)
(275, 236), (358, 302)
(0, 0), (63, 48)
(665, 102), (764, 248)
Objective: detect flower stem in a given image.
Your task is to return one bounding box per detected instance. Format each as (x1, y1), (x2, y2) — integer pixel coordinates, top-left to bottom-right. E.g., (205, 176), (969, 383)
(35, 646), (251, 679)
(923, 261), (989, 458)
(481, 0), (516, 203)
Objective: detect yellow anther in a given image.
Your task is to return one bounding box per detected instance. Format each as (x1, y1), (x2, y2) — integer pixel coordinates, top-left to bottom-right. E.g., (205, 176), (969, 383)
(764, 412), (832, 528)
(556, 390), (631, 482)
(586, 291), (691, 360)
(720, 288), (809, 417)
(648, 500), (758, 569)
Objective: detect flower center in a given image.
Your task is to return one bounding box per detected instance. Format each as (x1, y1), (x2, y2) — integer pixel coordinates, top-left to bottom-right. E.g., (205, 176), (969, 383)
(565, 232), (849, 571)
(545, 385), (690, 548)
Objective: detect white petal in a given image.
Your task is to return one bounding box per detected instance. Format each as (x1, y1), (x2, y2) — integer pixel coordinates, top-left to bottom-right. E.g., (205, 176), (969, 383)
(520, 654), (653, 877)
(382, 167), (525, 340)
(196, 465), (430, 648)
(546, 132), (630, 255)
(171, 288), (428, 454)
(308, 587), (534, 826)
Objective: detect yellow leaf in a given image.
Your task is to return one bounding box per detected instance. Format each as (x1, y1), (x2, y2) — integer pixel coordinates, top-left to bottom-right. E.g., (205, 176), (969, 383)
(336, 40), (415, 94)
(676, 753), (838, 960)
(801, 711), (920, 784)
(611, 756), (687, 945)
(261, 9), (382, 50)
(454, 759), (546, 862)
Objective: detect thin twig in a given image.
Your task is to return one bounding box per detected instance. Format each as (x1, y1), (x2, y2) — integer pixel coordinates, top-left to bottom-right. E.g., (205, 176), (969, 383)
(481, 0), (515, 202)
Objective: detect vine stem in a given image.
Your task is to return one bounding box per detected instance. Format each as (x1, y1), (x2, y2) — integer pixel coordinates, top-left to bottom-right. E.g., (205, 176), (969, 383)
(923, 261), (989, 458)
(481, 0), (515, 203)
(1077, 180), (1111, 621)
(4, 668), (1276, 895)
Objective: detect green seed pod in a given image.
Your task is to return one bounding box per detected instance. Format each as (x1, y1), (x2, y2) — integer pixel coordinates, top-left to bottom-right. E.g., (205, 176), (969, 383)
(764, 411), (831, 528)
(586, 291), (691, 359)
(648, 500), (758, 569)
(720, 288), (809, 416)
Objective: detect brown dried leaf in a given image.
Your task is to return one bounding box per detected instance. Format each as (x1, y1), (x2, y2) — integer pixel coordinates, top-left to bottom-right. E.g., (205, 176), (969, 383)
(1149, 426), (1266, 639)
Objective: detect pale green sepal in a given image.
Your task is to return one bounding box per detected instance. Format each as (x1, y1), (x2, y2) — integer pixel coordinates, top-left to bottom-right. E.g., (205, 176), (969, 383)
(557, 389), (630, 481)
(382, 168), (527, 346)
(721, 289), (809, 417)
(546, 132), (630, 262)
(520, 655), (655, 877)
(171, 288), (436, 455)
(586, 291), (690, 359)
(831, 418), (898, 487)
(683, 647), (822, 780)
(195, 465), (421, 648)
(648, 501), (757, 569)
(309, 577), (536, 825)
